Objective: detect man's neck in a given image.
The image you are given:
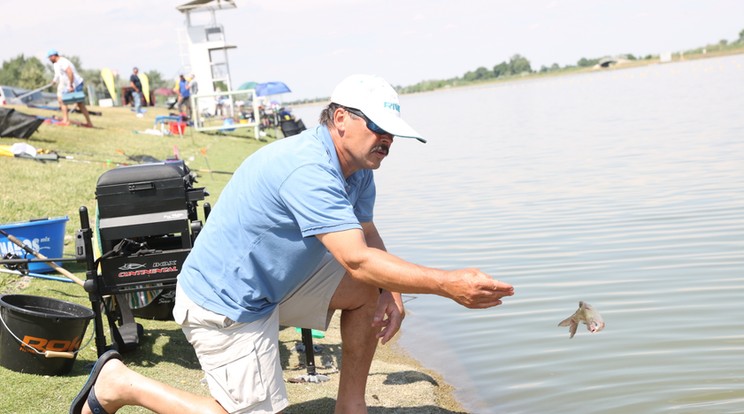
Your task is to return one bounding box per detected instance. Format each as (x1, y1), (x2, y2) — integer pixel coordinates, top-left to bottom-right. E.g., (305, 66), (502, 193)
(329, 128), (356, 179)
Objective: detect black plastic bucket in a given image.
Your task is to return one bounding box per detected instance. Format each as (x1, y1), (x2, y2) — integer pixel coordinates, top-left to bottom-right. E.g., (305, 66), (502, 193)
(0, 294), (94, 376)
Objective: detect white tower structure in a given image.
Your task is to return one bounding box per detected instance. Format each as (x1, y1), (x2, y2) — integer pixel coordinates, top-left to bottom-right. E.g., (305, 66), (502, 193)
(176, 0), (237, 96)
(175, 0), (260, 137)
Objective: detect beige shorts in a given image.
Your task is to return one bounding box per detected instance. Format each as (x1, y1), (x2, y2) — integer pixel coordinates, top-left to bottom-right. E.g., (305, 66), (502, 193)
(172, 254), (346, 413)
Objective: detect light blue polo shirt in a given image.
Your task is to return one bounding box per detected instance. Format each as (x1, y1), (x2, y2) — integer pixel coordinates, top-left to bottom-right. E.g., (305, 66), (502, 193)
(178, 125), (375, 323)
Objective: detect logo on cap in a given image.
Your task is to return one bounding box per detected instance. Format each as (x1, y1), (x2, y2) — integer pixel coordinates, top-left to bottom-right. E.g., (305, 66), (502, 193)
(383, 102), (400, 112)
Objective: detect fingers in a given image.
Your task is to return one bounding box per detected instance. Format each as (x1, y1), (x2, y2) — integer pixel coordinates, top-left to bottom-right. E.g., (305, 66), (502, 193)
(376, 315), (401, 345)
(373, 301), (388, 326)
(372, 295), (404, 345)
(453, 271), (515, 309)
(474, 278), (513, 299)
(491, 279), (515, 293)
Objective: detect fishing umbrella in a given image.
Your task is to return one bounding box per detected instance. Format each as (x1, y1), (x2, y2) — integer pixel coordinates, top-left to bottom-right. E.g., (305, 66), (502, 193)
(255, 81), (291, 97)
(237, 81), (258, 90)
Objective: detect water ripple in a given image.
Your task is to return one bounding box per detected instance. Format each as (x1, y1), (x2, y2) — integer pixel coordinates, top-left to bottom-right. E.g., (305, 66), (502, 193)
(374, 54), (744, 413)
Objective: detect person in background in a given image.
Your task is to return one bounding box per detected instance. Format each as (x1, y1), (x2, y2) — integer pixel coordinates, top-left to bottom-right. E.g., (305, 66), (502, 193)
(215, 86), (226, 117)
(129, 66), (143, 115)
(177, 74), (192, 120)
(188, 73), (198, 96)
(69, 74), (515, 414)
(129, 67), (144, 115)
(48, 49), (93, 127)
(168, 76), (181, 110)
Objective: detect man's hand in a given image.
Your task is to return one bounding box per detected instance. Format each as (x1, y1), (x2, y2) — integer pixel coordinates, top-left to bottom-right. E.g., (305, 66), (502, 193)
(372, 290), (405, 345)
(445, 269), (514, 309)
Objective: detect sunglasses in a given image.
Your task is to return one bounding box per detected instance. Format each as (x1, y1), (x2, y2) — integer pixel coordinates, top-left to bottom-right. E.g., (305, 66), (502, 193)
(344, 107), (390, 136)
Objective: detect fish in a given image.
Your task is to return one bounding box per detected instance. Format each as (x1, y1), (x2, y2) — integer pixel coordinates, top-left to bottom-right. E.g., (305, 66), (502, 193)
(558, 301), (605, 338)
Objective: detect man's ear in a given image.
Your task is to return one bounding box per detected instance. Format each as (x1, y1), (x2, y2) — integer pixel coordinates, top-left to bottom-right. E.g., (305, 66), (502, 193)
(333, 107), (348, 134)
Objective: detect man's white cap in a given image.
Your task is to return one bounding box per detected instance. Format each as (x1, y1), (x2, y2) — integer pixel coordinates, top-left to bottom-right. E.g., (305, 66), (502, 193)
(331, 74), (426, 143)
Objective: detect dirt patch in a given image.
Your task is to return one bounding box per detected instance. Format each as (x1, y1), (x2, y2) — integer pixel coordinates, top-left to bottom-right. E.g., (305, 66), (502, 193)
(280, 312), (467, 413)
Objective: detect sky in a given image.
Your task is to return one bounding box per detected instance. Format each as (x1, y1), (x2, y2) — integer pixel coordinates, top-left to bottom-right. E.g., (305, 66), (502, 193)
(2, 0), (743, 100)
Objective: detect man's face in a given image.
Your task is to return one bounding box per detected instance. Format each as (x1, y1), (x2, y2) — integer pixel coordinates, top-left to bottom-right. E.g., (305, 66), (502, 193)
(340, 107), (394, 171)
(48, 55), (58, 63)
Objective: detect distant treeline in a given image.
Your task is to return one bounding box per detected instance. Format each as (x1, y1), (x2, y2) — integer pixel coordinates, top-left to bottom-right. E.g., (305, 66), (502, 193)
(290, 27), (744, 104)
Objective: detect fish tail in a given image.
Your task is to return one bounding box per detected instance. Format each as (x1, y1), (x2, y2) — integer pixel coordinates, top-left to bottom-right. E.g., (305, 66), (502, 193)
(558, 317), (572, 327)
(569, 322), (578, 338)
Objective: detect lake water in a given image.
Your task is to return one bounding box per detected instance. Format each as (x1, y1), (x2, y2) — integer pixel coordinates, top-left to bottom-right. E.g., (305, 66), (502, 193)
(293, 54), (744, 413)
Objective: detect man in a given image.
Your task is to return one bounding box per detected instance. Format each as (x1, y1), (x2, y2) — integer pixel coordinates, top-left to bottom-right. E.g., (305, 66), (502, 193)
(129, 67), (144, 115)
(70, 74), (515, 414)
(177, 74), (192, 119)
(188, 73), (198, 96)
(48, 49), (93, 127)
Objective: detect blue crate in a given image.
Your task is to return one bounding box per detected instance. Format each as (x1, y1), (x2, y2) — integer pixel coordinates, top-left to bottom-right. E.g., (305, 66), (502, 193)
(0, 217), (69, 273)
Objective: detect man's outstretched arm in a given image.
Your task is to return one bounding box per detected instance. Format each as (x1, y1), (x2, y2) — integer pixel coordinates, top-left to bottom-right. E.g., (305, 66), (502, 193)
(317, 228), (514, 309)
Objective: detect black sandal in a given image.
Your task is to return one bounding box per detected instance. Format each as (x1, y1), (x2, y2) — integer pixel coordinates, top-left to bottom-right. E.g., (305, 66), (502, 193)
(69, 350), (122, 414)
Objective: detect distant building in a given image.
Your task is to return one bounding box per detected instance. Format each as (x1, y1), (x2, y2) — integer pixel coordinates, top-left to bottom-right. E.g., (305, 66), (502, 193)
(596, 55), (634, 69)
(598, 57), (617, 68)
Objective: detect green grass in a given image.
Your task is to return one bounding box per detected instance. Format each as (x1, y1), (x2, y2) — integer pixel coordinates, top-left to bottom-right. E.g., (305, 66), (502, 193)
(0, 104), (269, 413)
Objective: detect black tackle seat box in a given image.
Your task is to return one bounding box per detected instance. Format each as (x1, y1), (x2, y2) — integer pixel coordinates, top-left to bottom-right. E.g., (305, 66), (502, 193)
(95, 160), (205, 253)
(96, 160), (198, 219)
(94, 160), (205, 293)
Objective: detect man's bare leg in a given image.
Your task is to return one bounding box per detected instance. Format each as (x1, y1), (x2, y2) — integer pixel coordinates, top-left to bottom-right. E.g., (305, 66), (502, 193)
(81, 357), (226, 414)
(329, 274), (380, 414)
(58, 97), (69, 123)
(77, 102), (93, 127)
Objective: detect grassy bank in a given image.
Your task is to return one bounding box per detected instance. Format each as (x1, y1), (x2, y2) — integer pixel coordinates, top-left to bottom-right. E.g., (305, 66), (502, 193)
(0, 105), (464, 413)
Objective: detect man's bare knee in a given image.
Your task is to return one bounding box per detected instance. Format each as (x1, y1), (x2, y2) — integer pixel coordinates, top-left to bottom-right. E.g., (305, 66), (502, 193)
(330, 274), (379, 311)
